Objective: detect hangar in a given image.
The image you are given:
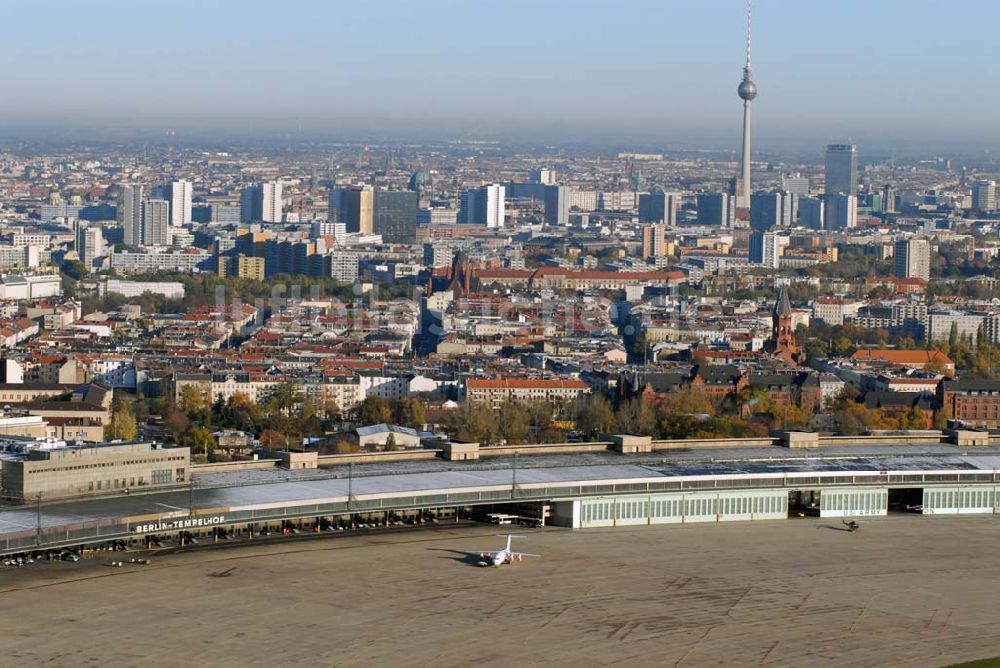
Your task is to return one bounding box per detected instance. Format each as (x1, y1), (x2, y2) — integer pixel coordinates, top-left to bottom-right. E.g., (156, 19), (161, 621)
(3, 443), (1000, 556)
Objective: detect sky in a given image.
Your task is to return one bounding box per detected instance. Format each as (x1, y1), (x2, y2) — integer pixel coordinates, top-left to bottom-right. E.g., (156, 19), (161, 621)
(2, 0), (999, 151)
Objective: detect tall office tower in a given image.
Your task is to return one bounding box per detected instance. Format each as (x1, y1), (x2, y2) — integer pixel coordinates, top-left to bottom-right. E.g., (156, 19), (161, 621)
(169, 180), (192, 226)
(748, 231), (789, 268)
(239, 186), (261, 223)
(750, 191), (782, 231)
(895, 237), (931, 281)
(823, 193), (857, 231)
(117, 184), (144, 246)
(735, 0), (757, 208)
(782, 173), (810, 196)
(75, 222), (105, 266)
(972, 180), (997, 211)
(824, 144), (858, 195)
(799, 196), (825, 230)
(329, 185), (374, 234)
(641, 224), (667, 260)
(530, 168), (556, 185)
(881, 184), (896, 213)
(696, 193), (734, 227)
(372, 190), (418, 243)
(459, 184), (505, 227)
(639, 191), (681, 225)
(141, 198), (170, 246)
(262, 181), (282, 222)
(240, 181), (283, 223)
(543, 185), (569, 225)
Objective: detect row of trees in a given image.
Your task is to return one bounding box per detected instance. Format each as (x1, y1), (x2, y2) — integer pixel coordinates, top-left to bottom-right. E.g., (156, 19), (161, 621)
(447, 383), (949, 446)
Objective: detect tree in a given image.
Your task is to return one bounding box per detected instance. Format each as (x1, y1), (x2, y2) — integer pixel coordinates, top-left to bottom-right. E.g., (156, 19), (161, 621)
(455, 402), (500, 444)
(394, 397), (427, 428)
(179, 385), (209, 421)
(187, 426), (216, 458)
(575, 394), (615, 436)
(498, 401), (531, 444)
(164, 407), (191, 444)
(259, 429), (290, 450)
(331, 439), (361, 454)
(267, 382), (303, 415)
(899, 406), (929, 430)
(105, 399), (138, 441)
(384, 433), (399, 451)
(615, 398), (658, 436)
(358, 397), (393, 425)
(933, 404), (953, 430)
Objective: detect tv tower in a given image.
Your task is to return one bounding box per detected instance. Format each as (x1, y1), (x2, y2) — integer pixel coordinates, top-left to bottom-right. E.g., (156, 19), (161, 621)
(736, 0), (757, 209)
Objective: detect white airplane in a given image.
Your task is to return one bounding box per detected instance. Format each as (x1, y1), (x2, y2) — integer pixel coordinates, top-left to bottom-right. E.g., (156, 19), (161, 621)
(474, 534), (540, 567)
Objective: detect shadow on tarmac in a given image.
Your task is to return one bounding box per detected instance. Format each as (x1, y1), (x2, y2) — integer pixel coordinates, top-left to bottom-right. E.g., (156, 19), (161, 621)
(427, 548), (484, 567)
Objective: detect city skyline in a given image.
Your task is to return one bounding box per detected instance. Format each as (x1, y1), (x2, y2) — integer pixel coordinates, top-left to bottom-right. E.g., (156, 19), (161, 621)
(4, 1), (1000, 150)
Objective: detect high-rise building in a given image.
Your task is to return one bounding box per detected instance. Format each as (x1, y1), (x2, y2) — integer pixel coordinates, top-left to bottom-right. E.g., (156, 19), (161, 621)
(735, 2), (756, 208)
(750, 191), (796, 232)
(459, 184), (505, 228)
(329, 185), (374, 234)
(372, 190), (418, 243)
(169, 180), (192, 226)
(311, 221), (347, 246)
(530, 168), (556, 185)
(823, 194), (857, 231)
(749, 232), (789, 268)
(696, 193), (734, 227)
(881, 184), (896, 214)
(236, 255), (266, 281)
(117, 184), (144, 246)
(240, 186), (260, 223)
(895, 237), (931, 281)
(75, 223), (105, 266)
(210, 204), (241, 223)
(639, 191), (681, 225)
(262, 181), (282, 223)
(141, 198), (170, 246)
(543, 185), (569, 226)
(972, 180), (997, 211)
(782, 174), (810, 196)
(824, 144), (858, 195)
(240, 181), (283, 223)
(798, 197), (825, 230)
(641, 224), (667, 260)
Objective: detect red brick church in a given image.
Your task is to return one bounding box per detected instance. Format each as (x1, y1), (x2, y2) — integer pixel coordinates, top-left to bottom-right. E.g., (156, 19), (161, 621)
(767, 287), (803, 366)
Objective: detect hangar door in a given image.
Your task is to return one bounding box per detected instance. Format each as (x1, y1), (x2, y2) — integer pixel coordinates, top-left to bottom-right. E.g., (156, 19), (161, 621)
(923, 487), (995, 515)
(820, 487), (887, 518)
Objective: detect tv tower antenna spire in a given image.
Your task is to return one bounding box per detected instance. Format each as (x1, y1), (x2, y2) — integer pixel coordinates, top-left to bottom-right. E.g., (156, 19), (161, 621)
(736, 0), (757, 210)
(744, 0), (752, 77)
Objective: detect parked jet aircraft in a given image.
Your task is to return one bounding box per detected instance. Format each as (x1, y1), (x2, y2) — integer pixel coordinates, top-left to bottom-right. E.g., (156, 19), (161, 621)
(473, 534), (540, 567)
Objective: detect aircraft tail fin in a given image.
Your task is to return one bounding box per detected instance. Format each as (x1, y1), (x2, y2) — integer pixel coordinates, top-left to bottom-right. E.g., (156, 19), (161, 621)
(497, 534), (527, 552)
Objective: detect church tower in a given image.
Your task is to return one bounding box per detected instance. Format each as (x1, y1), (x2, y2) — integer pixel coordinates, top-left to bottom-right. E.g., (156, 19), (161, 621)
(769, 286), (801, 365)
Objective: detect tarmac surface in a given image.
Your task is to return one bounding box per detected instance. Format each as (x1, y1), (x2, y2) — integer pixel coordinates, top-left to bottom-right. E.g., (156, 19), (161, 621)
(1, 515), (999, 667)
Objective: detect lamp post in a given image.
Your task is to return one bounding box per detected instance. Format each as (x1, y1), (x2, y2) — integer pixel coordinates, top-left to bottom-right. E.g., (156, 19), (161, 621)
(35, 492), (42, 547)
(511, 453), (518, 499)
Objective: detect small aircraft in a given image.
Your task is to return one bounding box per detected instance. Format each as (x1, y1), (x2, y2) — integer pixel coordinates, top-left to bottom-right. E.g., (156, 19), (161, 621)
(842, 519), (861, 533)
(474, 534), (540, 568)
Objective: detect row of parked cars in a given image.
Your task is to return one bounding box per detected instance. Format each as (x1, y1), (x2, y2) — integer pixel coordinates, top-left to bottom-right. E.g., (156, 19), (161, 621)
(2, 549), (79, 567)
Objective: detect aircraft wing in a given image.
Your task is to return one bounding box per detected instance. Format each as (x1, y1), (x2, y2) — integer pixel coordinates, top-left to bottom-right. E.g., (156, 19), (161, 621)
(511, 552), (541, 558)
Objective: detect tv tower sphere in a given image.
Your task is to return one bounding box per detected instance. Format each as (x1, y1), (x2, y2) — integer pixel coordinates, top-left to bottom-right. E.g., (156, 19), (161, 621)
(738, 79), (757, 101)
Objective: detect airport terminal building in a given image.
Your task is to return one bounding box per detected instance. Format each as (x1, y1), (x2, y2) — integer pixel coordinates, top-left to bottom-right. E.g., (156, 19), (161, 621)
(2, 431), (1000, 556)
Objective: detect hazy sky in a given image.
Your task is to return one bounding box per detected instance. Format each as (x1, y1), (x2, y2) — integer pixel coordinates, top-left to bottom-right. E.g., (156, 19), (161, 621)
(4, 0), (999, 150)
